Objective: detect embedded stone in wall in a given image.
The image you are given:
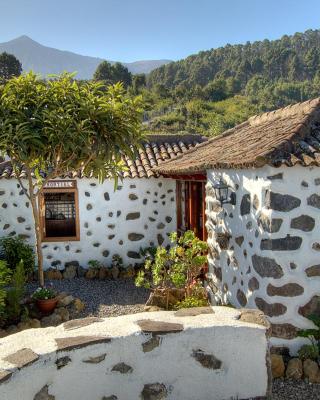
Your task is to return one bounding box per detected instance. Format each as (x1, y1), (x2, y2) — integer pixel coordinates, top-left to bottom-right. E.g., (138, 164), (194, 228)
(307, 193), (320, 209)
(157, 222), (165, 229)
(86, 204), (92, 210)
(267, 283), (304, 297)
(102, 250), (110, 257)
(248, 277), (259, 292)
(126, 212), (140, 220)
(240, 194), (251, 215)
(191, 349), (222, 370)
(258, 213), (283, 233)
(301, 180), (309, 187)
(55, 336), (111, 352)
(4, 348), (39, 369)
(271, 323), (298, 340)
(128, 233), (144, 241)
(236, 289), (247, 306)
(0, 370), (12, 384)
(235, 236), (244, 247)
(290, 215), (315, 232)
(305, 264), (320, 277)
(299, 296), (320, 318)
(157, 234), (164, 245)
(127, 251), (140, 259)
(255, 297), (287, 317)
(34, 385), (55, 400)
(260, 235), (302, 251)
(102, 396), (117, 400)
(165, 216), (172, 223)
(265, 191), (301, 211)
(252, 255), (283, 279)
(267, 173), (283, 180)
(312, 242), (320, 251)
(129, 193), (138, 200)
(17, 216), (25, 223)
(104, 192), (110, 201)
(142, 336), (161, 353)
(213, 266), (222, 282)
(55, 356), (71, 370)
(111, 362), (133, 374)
(141, 383), (168, 400)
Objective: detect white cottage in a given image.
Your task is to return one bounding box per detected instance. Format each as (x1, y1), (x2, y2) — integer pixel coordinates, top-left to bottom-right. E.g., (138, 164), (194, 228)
(156, 98), (320, 351)
(0, 134), (206, 269)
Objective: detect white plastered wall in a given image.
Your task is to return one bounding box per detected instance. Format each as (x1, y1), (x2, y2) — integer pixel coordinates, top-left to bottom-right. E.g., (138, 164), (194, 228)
(0, 177), (177, 269)
(0, 308), (270, 400)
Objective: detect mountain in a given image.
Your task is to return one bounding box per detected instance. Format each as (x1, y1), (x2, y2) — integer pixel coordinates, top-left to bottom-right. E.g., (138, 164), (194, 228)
(0, 36), (171, 79)
(147, 28), (320, 90)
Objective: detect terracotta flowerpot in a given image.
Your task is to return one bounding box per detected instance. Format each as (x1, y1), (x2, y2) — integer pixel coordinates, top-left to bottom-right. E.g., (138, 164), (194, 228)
(36, 298), (58, 314)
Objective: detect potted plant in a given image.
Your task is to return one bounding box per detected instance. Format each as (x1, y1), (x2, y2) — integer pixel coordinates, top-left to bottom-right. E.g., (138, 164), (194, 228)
(32, 286), (57, 314)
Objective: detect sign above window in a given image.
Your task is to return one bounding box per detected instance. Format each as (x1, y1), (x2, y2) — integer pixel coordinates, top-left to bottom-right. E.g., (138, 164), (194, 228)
(44, 180), (77, 189)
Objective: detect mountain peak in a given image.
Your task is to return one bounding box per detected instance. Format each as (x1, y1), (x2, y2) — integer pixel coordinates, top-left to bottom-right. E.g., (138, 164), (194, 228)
(0, 36), (171, 78)
(14, 35), (37, 43)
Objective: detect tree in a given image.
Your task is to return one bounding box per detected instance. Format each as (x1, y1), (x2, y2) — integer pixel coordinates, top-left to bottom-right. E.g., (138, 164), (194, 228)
(93, 61), (132, 87)
(93, 60), (113, 83)
(131, 73), (146, 94)
(0, 72), (143, 286)
(0, 52), (22, 82)
(111, 62), (132, 87)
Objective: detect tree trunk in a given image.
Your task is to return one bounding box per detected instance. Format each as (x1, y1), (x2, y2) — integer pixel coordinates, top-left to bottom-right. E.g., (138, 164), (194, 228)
(27, 173), (44, 287)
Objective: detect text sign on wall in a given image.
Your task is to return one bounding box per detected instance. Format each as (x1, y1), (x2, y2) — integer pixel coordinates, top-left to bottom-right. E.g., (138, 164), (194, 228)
(44, 180), (76, 189)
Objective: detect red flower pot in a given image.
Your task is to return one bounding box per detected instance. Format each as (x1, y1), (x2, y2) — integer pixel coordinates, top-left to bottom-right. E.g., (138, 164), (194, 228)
(36, 298), (58, 314)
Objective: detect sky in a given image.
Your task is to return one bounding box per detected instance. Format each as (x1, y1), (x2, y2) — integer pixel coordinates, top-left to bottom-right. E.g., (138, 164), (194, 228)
(1, 0), (320, 62)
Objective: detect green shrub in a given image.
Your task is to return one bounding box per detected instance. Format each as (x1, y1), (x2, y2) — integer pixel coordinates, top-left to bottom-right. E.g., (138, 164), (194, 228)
(0, 260), (12, 323)
(5, 260), (26, 322)
(88, 260), (102, 270)
(298, 344), (319, 361)
(135, 231), (208, 309)
(174, 296), (208, 310)
(0, 236), (35, 276)
(297, 314), (320, 360)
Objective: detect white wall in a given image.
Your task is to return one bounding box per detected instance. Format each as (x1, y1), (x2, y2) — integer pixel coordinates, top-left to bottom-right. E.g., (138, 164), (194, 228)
(206, 165), (320, 353)
(0, 177), (177, 269)
(0, 308), (270, 400)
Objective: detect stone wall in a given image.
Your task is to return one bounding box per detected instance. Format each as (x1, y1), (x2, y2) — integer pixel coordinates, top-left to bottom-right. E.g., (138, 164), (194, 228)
(206, 165), (320, 353)
(0, 177), (177, 269)
(0, 307), (271, 400)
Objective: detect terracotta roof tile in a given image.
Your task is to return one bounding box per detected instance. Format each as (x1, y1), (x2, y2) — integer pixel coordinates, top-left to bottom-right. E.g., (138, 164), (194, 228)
(154, 98), (320, 174)
(0, 134), (206, 180)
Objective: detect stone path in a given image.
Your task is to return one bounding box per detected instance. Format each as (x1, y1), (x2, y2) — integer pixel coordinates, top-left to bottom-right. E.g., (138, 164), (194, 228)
(27, 278), (150, 319)
(273, 378), (320, 399)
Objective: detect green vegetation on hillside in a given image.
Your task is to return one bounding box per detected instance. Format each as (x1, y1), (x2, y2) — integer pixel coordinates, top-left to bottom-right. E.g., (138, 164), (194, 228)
(140, 29), (320, 136)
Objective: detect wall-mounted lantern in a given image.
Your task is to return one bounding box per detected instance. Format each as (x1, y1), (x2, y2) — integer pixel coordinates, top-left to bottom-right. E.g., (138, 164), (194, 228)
(213, 178), (235, 206)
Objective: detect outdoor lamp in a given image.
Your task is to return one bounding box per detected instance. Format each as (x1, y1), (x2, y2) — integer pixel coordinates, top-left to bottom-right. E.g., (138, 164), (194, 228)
(213, 178), (231, 206)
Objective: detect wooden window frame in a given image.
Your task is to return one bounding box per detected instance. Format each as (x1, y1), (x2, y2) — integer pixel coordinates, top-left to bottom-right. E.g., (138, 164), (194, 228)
(39, 181), (80, 242)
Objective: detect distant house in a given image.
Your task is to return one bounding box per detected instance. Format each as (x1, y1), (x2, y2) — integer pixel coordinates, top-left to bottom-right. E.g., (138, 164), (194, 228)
(0, 134), (206, 269)
(156, 98), (320, 351)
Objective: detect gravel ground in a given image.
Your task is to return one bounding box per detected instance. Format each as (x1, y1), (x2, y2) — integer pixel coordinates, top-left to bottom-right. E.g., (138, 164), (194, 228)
(27, 279), (320, 399)
(27, 277), (150, 318)
(273, 379), (320, 399)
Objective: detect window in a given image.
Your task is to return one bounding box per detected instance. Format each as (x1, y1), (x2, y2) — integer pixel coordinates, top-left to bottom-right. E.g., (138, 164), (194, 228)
(40, 181), (80, 241)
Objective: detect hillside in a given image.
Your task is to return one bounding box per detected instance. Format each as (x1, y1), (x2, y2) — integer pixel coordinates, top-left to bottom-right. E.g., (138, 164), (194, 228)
(0, 36), (171, 79)
(148, 29), (320, 90)
(143, 29), (320, 136)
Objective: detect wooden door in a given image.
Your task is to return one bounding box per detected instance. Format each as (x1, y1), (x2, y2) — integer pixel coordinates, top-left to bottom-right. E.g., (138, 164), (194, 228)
(176, 180), (207, 240)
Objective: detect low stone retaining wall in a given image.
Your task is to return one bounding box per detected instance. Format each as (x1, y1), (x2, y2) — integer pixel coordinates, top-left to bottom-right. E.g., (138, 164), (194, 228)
(0, 307), (271, 400)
